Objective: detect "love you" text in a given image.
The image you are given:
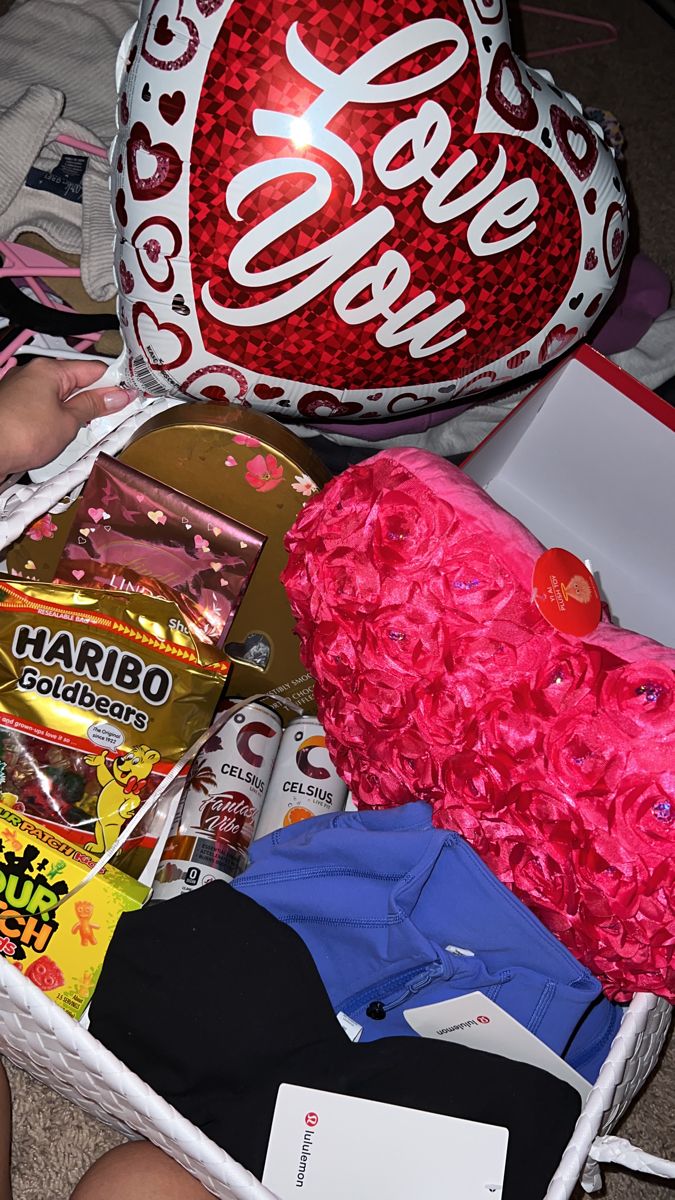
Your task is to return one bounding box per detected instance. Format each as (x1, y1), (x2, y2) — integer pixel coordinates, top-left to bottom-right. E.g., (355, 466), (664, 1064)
(203, 19), (540, 360)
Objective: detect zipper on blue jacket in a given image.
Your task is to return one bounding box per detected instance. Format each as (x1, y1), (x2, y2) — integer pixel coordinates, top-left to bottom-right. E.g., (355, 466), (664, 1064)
(339, 959), (449, 1021)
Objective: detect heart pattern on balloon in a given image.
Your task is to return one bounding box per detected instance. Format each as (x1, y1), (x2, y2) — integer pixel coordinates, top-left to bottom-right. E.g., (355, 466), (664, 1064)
(180, 363), (249, 402)
(132, 301), (193, 370)
(297, 391), (363, 419)
(158, 90), (186, 124)
(141, 0), (200, 70)
(468, 0), (504, 21)
(253, 383), (285, 401)
(115, 188), (128, 227)
(455, 369), (497, 396)
(127, 122), (183, 201)
(538, 323), (578, 364)
(486, 43), (538, 131)
(119, 261), (135, 295)
(154, 16), (174, 44)
(583, 188), (597, 214)
(551, 105), (598, 181)
(603, 201), (627, 277)
(132, 215), (183, 291)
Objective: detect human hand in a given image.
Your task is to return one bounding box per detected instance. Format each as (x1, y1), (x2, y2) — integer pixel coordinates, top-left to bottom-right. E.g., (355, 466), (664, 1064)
(0, 358), (135, 481)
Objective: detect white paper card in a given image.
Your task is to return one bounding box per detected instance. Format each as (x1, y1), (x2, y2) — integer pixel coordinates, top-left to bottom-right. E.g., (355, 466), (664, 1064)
(263, 1083), (508, 1200)
(404, 993), (590, 1102)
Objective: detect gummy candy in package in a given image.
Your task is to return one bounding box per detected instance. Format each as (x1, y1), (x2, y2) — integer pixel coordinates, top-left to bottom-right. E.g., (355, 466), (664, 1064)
(0, 579), (229, 883)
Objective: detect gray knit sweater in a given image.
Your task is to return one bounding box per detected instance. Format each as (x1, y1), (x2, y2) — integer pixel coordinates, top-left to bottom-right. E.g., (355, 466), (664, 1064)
(0, 0), (137, 300)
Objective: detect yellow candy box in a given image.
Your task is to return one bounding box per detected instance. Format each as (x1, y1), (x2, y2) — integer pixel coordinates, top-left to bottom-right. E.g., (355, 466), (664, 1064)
(0, 802), (147, 1018)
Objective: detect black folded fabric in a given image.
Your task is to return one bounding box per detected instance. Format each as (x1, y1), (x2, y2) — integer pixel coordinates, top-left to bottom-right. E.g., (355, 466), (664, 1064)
(0, 278), (119, 335)
(89, 884), (580, 1200)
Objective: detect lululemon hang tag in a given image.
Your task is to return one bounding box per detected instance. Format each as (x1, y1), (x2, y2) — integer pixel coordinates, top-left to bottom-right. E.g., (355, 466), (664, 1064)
(532, 548), (601, 637)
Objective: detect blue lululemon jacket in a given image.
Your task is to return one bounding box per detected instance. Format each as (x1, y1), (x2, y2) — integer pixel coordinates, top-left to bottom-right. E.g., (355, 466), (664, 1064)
(234, 802), (622, 1081)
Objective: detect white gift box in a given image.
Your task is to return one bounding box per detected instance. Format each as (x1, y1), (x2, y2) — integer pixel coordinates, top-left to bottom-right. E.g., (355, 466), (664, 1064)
(463, 345), (675, 649)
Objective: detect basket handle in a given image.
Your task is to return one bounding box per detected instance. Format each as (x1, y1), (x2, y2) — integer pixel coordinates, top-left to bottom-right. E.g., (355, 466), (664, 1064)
(582, 1135), (675, 1192)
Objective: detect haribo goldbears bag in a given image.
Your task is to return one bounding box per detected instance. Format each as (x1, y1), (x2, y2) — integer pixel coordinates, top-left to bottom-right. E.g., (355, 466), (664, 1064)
(0, 579), (229, 881)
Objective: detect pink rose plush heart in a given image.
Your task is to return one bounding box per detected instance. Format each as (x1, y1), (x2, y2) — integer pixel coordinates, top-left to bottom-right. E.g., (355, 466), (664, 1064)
(282, 448), (675, 1001)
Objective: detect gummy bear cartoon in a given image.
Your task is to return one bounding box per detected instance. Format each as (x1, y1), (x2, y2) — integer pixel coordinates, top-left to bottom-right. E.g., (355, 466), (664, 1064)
(71, 899), (100, 947)
(84, 746), (160, 855)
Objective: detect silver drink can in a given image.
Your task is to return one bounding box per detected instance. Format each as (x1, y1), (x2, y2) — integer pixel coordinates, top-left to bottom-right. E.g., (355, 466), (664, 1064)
(154, 700), (282, 899)
(254, 717), (348, 840)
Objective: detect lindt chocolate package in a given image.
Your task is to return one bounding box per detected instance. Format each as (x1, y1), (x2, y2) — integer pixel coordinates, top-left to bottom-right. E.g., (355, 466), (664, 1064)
(56, 454), (265, 647)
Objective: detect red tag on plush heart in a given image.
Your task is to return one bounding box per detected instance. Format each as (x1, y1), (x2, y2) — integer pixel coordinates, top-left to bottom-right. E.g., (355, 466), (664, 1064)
(532, 548), (601, 637)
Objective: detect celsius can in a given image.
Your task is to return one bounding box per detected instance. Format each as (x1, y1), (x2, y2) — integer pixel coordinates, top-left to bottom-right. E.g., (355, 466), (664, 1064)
(154, 700), (282, 899)
(254, 717), (348, 840)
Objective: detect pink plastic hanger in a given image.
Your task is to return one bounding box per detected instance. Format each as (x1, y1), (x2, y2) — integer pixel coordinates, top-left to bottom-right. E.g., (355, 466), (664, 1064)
(0, 241), (105, 379)
(0, 137), (110, 380)
(55, 133), (109, 160)
(520, 4), (619, 58)
(0, 241), (81, 280)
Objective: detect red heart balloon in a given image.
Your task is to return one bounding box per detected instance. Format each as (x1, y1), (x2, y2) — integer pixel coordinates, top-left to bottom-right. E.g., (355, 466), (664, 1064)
(115, 0), (628, 419)
(190, 4), (580, 391)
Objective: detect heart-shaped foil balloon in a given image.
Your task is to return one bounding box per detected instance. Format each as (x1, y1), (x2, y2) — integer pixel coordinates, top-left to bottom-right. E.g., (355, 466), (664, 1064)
(113, 0), (627, 420)
(282, 449), (675, 1002)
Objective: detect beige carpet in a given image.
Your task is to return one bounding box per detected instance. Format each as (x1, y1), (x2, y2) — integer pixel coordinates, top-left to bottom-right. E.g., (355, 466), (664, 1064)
(515, 0), (675, 285)
(1, 0), (674, 1197)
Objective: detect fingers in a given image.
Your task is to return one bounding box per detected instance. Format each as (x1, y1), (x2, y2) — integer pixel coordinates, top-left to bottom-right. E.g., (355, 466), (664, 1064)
(63, 386), (134, 427)
(27, 356), (110, 399)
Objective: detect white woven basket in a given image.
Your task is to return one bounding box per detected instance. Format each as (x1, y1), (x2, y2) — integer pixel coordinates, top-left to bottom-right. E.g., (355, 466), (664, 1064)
(0, 366), (673, 1198)
(0, 959), (671, 1200)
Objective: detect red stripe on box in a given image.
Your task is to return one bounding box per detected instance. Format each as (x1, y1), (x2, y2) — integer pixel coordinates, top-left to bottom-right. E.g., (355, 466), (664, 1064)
(575, 344), (675, 431)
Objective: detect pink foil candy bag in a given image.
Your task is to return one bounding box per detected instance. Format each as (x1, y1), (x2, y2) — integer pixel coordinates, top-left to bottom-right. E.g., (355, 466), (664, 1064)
(57, 454), (265, 648)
